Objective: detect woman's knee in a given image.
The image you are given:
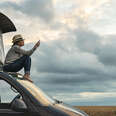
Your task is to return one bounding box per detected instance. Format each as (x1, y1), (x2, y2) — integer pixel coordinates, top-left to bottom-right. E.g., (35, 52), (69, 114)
(23, 56), (31, 64)
(23, 55), (31, 60)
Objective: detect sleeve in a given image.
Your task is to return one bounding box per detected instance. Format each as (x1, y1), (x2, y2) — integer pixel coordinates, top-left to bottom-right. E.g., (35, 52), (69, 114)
(14, 45), (37, 56)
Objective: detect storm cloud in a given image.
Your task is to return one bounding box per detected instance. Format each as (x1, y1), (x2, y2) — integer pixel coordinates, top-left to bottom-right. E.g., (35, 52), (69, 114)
(74, 28), (116, 66)
(0, 0), (54, 22)
(29, 29), (116, 89)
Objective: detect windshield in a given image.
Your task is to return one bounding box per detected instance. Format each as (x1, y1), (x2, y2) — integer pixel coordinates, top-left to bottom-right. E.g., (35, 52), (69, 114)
(17, 79), (55, 106)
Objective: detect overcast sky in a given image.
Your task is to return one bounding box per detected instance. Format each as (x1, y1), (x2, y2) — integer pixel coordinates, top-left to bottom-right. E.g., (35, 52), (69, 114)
(1, 0), (116, 106)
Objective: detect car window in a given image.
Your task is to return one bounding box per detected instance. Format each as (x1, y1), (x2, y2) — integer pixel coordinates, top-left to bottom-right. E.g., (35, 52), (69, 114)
(0, 80), (19, 103)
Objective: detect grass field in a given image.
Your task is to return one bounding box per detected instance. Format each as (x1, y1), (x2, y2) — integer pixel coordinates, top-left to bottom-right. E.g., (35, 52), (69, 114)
(75, 106), (116, 116)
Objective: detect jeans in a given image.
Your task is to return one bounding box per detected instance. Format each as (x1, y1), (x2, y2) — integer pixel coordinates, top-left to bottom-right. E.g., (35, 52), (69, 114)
(3, 55), (31, 74)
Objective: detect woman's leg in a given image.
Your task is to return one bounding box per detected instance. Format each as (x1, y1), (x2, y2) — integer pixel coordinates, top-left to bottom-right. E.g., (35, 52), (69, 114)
(20, 55), (33, 82)
(3, 55), (33, 82)
(23, 55), (31, 75)
(3, 61), (23, 72)
(3, 55), (31, 74)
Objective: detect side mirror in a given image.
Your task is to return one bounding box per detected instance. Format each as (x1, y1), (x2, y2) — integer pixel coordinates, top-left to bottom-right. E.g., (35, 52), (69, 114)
(11, 98), (27, 112)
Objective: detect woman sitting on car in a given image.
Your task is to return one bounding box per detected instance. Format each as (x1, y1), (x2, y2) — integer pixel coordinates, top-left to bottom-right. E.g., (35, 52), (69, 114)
(3, 34), (40, 82)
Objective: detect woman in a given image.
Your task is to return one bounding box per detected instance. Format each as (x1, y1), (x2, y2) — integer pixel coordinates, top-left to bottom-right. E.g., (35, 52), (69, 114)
(3, 34), (40, 82)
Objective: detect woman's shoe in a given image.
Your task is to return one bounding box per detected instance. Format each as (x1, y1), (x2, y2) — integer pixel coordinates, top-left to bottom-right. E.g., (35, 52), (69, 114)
(23, 74), (33, 83)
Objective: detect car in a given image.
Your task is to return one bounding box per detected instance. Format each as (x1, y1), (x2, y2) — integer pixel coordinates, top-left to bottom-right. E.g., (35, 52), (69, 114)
(0, 71), (88, 116)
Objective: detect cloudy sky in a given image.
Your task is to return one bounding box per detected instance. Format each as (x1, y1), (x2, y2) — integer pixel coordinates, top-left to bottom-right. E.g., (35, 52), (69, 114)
(1, 0), (116, 106)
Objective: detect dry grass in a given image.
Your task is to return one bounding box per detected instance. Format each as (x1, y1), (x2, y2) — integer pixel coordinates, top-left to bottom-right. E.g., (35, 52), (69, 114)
(75, 106), (116, 116)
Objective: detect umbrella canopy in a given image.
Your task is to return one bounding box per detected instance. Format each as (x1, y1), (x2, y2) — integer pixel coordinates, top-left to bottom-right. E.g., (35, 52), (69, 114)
(0, 12), (16, 33)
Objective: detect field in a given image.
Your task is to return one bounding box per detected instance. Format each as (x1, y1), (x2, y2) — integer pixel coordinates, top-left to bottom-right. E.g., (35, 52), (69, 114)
(75, 106), (116, 116)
